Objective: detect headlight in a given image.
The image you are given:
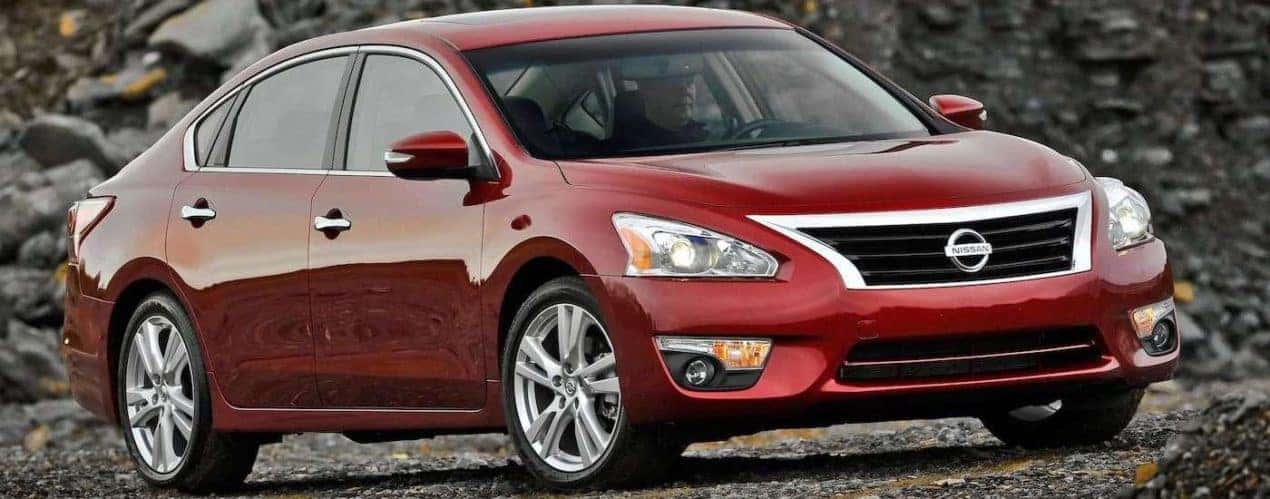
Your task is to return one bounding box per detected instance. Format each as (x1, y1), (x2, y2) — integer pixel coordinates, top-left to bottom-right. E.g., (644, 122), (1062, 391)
(1097, 177), (1153, 250)
(613, 213), (778, 277)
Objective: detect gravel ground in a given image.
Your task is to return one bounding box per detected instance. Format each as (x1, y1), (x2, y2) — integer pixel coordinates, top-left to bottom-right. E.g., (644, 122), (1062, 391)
(3, 379), (1266, 498)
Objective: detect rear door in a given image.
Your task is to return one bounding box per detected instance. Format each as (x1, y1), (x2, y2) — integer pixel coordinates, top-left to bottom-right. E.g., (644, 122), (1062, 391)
(307, 50), (487, 409)
(167, 52), (352, 408)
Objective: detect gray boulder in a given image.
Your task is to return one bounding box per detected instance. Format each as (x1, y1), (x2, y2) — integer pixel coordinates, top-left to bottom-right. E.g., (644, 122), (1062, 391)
(0, 267), (57, 325)
(1201, 60), (1247, 103)
(106, 127), (164, 164)
(124, 0), (194, 41)
(1253, 158), (1270, 183)
(0, 188), (47, 263)
(0, 399), (113, 450)
(20, 160), (104, 224)
(0, 159), (102, 262)
(1232, 331), (1270, 375)
(64, 54), (169, 107)
(1175, 309), (1239, 379)
(258, 0), (327, 27)
(916, 3), (960, 29)
(18, 115), (129, 173)
(1159, 187), (1214, 217)
(16, 231), (65, 269)
(41, 159), (104, 207)
(149, 0), (274, 73)
(0, 110), (21, 149)
(1227, 114), (1269, 147)
(0, 150), (39, 187)
(1176, 309), (1210, 345)
(0, 320), (67, 404)
(1065, 8), (1159, 63)
(147, 91), (197, 129)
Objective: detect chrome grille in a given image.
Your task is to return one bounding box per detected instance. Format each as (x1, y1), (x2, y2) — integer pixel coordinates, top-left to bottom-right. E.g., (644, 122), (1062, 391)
(839, 327), (1102, 382)
(800, 208), (1079, 286)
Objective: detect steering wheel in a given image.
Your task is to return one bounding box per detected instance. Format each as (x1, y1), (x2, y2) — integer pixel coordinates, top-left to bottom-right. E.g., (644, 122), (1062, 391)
(729, 118), (789, 140)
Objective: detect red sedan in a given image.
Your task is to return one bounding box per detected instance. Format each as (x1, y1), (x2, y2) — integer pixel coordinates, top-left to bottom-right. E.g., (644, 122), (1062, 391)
(62, 5), (1178, 492)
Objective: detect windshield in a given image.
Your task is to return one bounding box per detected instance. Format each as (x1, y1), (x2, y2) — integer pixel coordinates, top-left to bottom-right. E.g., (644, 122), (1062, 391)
(465, 29), (931, 160)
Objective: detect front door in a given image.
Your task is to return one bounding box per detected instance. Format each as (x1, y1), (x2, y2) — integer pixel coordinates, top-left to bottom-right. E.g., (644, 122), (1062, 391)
(167, 54), (351, 408)
(308, 52), (486, 409)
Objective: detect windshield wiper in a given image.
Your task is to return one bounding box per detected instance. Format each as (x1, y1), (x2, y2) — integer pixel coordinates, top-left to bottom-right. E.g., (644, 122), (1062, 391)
(716, 138), (836, 151)
(562, 131), (928, 160)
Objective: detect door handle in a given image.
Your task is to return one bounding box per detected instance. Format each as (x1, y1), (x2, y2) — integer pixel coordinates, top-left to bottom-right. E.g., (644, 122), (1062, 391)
(314, 215), (351, 232)
(180, 205), (216, 221)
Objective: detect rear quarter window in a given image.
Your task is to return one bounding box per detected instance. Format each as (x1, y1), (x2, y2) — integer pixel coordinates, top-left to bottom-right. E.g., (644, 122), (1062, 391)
(224, 56), (349, 170)
(192, 101), (230, 167)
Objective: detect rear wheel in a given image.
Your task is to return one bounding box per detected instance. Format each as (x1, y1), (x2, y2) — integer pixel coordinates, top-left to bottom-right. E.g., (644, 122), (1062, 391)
(502, 277), (680, 490)
(979, 388), (1144, 448)
(117, 292), (258, 493)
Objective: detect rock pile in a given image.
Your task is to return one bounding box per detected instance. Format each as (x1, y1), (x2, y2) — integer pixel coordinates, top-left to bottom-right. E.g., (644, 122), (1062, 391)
(1133, 391), (1269, 497)
(0, 0), (1267, 403)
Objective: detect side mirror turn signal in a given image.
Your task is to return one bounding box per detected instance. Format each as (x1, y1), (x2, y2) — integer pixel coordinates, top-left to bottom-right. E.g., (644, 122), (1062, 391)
(384, 131), (473, 179)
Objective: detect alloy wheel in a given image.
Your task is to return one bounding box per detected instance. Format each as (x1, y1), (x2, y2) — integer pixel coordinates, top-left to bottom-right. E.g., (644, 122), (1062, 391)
(124, 315), (196, 474)
(512, 303), (621, 473)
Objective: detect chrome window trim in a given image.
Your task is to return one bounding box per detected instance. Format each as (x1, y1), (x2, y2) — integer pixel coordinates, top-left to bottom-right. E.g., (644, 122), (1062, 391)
(182, 46), (359, 173)
(181, 44), (497, 178)
(327, 170), (394, 177)
(749, 191), (1093, 290)
(190, 167), (328, 175)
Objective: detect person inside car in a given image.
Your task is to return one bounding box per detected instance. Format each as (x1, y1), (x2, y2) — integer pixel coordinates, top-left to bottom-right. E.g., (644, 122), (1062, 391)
(611, 56), (710, 150)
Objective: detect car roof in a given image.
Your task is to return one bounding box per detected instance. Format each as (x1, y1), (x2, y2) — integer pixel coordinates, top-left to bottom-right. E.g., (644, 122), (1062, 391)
(378, 5), (792, 51)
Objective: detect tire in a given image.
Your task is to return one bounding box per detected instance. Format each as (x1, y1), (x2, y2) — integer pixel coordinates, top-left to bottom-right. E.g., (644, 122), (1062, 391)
(116, 292), (259, 493)
(502, 277), (680, 490)
(979, 388), (1145, 449)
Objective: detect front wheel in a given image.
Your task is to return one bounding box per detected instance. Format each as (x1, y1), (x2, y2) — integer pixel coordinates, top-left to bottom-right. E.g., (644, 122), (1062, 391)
(979, 388), (1144, 449)
(502, 277), (680, 490)
(117, 292), (259, 493)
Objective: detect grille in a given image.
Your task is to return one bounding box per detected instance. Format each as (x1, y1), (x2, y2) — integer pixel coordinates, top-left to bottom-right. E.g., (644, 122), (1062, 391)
(839, 327), (1102, 382)
(800, 208), (1079, 286)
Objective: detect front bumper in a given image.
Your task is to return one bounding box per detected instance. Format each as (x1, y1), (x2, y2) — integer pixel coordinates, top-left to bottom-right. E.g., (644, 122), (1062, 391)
(589, 237), (1176, 429)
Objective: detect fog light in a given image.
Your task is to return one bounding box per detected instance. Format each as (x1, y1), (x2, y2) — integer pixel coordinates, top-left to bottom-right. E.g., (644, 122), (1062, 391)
(656, 336), (772, 391)
(655, 336), (772, 370)
(1130, 298), (1177, 356)
(683, 357), (716, 387)
(1143, 320), (1175, 353)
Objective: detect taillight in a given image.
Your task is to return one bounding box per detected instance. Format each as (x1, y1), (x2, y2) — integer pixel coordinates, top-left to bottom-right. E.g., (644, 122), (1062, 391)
(67, 196), (114, 264)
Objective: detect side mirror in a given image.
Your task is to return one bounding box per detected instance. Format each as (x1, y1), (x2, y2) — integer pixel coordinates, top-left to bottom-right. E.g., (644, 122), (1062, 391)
(929, 94), (986, 130)
(385, 131), (473, 179)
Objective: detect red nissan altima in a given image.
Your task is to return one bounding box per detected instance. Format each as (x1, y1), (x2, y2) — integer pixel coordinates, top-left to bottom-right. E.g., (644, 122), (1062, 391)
(62, 5), (1179, 492)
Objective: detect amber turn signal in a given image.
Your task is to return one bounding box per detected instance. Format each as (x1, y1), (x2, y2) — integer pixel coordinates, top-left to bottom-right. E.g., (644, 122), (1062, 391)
(656, 336), (772, 370)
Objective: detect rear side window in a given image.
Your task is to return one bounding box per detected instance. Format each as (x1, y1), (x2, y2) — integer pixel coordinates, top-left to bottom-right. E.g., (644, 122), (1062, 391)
(226, 56), (348, 169)
(193, 100), (230, 166)
(344, 55), (476, 171)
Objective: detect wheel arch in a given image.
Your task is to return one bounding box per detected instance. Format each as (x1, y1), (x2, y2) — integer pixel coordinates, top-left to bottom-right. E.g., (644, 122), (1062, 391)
(103, 268), (201, 424)
(497, 257), (580, 367)
(106, 279), (172, 395)
(488, 236), (600, 377)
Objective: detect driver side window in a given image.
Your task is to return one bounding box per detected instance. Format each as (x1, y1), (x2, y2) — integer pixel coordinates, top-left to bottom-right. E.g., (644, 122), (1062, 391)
(344, 55), (476, 172)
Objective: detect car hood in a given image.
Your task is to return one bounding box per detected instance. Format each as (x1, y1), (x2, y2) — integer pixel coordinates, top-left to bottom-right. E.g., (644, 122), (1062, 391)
(558, 131), (1088, 210)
